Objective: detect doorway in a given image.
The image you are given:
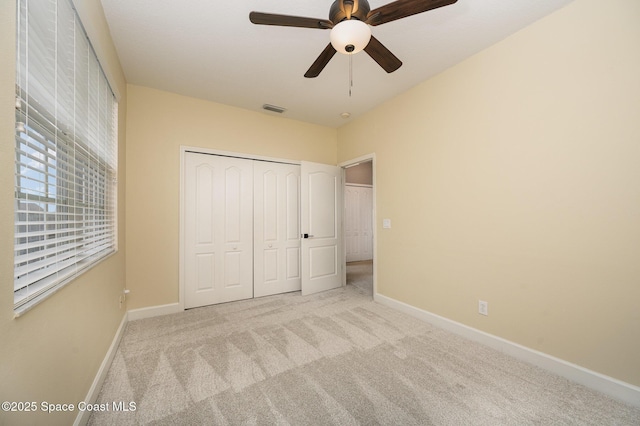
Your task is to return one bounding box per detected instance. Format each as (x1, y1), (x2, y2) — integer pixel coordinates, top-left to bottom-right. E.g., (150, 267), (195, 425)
(342, 155), (375, 297)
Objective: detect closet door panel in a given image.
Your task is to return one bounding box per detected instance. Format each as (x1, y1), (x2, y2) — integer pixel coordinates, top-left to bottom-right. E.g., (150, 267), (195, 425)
(254, 162), (301, 297)
(263, 171), (278, 241)
(185, 153), (253, 308)
(196, 253), (215, 291)
(345, 186), (359, 261)
(263, 249), (279, 283)
(224, 166), (242, 242)
(361, 187), (373, 260)
(286, 247), (300, 280)
(345, 185), (373, 262)
(195, 165), (215, 245)
(286, 173), (300, 240)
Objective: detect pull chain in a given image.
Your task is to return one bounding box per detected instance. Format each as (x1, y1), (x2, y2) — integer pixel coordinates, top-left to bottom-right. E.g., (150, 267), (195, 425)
(349, 53), (353, 97)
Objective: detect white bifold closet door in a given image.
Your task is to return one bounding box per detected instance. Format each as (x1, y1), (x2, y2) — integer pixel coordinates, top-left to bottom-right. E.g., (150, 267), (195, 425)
(184, 153), (341, 309)
(184, 153), (254, 308)
(253, 161), (301, 297)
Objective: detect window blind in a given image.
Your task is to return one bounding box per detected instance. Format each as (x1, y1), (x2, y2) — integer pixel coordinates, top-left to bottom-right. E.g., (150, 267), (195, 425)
(14, 0), (118, 311)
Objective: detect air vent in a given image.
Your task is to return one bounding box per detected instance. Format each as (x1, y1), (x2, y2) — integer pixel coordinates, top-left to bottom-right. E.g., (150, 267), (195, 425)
(262, 104), (287, 114)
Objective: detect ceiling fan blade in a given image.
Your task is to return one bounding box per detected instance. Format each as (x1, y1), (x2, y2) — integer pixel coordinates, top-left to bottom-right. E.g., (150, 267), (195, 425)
(304, 44), (337, 78)
(364, 35), (402, 73)
(366, 0), (457, 26)
(250, 12), (333, 29)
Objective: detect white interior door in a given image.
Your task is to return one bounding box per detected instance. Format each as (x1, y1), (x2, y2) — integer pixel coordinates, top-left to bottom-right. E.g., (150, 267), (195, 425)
(184, 152), (253, 308)
(301, 161), (343, 296)
(254, 161), (301, 297)
(345, 185), (373, 262)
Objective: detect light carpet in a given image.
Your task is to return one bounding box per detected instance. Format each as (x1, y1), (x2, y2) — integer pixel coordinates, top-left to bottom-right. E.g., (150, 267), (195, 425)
(346, 260), (373, 296)
(89, 285), (640, 425)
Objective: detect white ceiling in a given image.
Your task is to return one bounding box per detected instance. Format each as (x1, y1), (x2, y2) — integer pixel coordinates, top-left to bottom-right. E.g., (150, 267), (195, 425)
(100, 0), (573, 128)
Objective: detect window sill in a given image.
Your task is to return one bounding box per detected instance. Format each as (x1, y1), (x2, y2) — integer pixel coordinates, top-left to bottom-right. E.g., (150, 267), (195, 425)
(13, 249), (118, 319)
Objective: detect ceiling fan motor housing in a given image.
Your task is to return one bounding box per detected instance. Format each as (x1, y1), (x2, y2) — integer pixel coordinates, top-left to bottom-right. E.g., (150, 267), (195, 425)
(329, 0), (370, 23)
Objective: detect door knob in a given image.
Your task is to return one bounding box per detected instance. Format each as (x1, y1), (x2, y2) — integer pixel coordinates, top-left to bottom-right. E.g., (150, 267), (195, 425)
(302, 234), (314, 239)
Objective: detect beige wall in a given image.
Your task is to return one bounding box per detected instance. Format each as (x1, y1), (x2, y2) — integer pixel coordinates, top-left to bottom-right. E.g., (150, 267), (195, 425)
(0, 1), (127, 425)
(125, 85), (337, 309)
(1, 1), (637, 423)
(338, 0), (640, 387)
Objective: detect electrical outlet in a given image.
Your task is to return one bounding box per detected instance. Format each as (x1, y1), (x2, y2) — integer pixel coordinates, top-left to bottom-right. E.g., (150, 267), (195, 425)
(478, 300), (488, 316)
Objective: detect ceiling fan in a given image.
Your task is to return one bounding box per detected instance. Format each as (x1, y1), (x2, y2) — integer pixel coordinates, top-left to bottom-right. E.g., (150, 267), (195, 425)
(249, 0), (458, 78)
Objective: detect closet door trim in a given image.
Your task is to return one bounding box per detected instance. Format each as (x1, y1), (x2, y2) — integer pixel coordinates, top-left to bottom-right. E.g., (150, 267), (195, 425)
(182, 146), (300, 166)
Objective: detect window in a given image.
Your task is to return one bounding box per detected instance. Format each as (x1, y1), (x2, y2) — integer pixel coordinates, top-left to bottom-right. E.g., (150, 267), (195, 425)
(14, 0), (118, 313)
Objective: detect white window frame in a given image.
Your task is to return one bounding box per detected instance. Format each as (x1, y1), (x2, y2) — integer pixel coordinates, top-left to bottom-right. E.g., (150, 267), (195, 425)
(14, 0), (118, 315)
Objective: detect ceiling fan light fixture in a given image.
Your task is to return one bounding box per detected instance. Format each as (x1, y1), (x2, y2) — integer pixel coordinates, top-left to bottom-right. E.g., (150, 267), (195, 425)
(330, 20), (371, 55)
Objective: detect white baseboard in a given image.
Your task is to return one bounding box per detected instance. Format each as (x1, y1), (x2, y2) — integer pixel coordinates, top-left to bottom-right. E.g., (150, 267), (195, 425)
(127, 302), (182, 321)
(374, 293), (640, 408)
(74, 313), (128, 426)
(73, 303), (182, 425)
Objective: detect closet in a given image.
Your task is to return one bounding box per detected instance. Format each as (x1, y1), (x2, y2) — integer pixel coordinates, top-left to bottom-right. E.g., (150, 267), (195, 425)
(184, 152), (301, 309)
